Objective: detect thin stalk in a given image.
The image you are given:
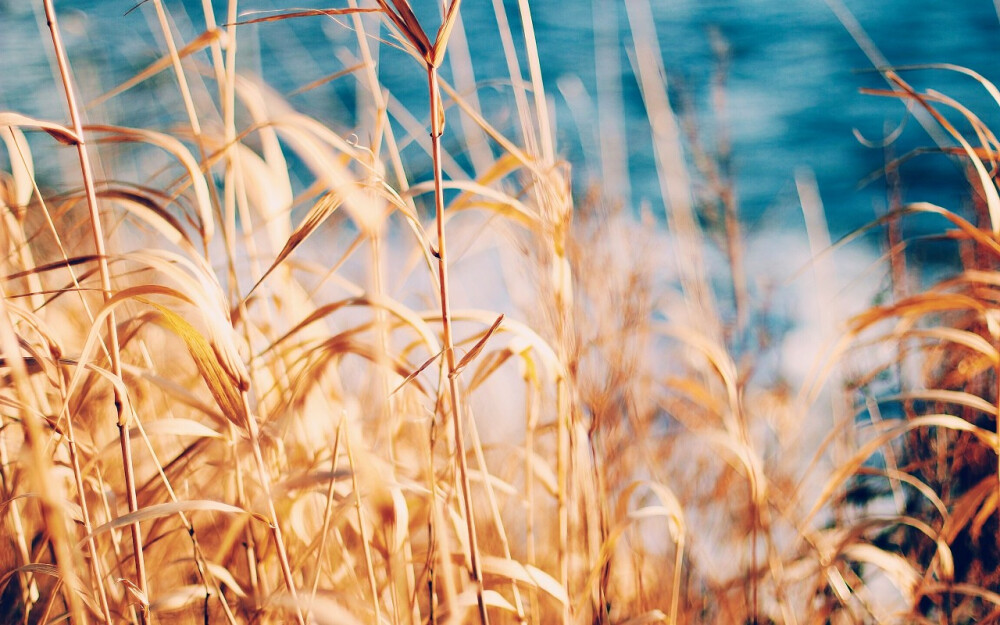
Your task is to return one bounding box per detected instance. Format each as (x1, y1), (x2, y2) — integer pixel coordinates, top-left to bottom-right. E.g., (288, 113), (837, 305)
(58, 367), (114, 624)
(41, 2), (149, 622)
(707, 32), (748, 337)
(585, 437), (609, 623)
(427, 64), (489, 625)
(357, 52), (417, 611)
(370, 232), (420, 625)
(524, 378), (540, 625)
(424, 401), (458, 623)
(345, 422), (382, 624)
(466, 413), (526, 622)
(306, 418), (344, 621)
(514, 0), (554, 165)
(207, 2), (285, 614)
(239, 391), (305, 625)
(132, 342), (240, 625)
(215, 0), (245, 311)
(229, 423), (263, 610)
(556, 382), (570, 622)
(204, 2), (303, 617)
(36, 579), (66, 625)
(342, 38), (453, 624)
(210, 19), (309, 618)
(95, 466), (133, 616)
(495, 1), (578, 613)
(130, 421), (238, 625)
(0, 289), (87, 624)
(0, 420), (37, 618)
(150, 0), (225, 260)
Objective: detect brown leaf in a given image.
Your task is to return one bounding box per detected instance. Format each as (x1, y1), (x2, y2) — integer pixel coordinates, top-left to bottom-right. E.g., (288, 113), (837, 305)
(376, 0), (431, 59)
(0, 112), (80, 145)
(451, 314), (504, 379)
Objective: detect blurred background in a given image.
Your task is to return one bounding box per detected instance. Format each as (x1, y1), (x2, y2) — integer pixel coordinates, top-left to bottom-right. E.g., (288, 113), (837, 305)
(1, 0), (998, 258)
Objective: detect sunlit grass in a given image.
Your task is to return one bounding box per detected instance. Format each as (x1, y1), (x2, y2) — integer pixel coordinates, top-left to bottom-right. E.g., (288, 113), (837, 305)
(0, 1), (997, 624)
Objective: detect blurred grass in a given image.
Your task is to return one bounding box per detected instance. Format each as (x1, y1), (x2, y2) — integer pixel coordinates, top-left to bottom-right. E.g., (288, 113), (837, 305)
(0, 1), (998, 624)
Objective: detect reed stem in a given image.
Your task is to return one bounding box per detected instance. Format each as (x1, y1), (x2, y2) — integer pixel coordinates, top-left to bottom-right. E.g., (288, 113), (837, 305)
(41, 2), (150, 621)
(427, 64), (488, 625)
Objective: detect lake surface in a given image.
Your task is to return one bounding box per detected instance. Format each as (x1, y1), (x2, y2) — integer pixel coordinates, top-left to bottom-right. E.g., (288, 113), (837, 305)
(2, 0), (999, 254)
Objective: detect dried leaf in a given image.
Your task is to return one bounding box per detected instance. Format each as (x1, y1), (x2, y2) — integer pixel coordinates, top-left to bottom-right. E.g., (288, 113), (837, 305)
(842, 543), (920, 602)
(270, 594), (364, 625)
(0, 112), (80, 145)
(80, 499), (256, 546)
(970, 488), (998, 542)
(619, 611), (667, 625)
(204, 561), (246, 598)
(406, 179), (538, 227)
(377, 0), (431, 58)
(148, 301), (247, 429)
(524, 564), (568, 606)
(248, 191), (341, 296)
(390, 347), (444, 396)
(447, 588), (517, 614)
(289, 63), (366, 96)
(852, 292), (989, 331)
(119, 578), (149, 607)
(228, 8), (378, 26)
(132, 418), (222, 440)
(1, 126), (34, 207)
(89, 29), (227, 108)
(88, 124), (215, 243)
(805, 414), (999, 524)
(527, 450), (558, 496)
(886, 389), (997, 418)
(149, 585), (210, 612)
(451, 314), (504, 378)
(887, 72), (1000, 234)
(101, 186), (196, 252)
(431, 0), (463, 67)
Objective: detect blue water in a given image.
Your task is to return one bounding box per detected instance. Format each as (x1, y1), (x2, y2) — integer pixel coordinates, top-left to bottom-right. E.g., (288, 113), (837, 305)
(2, 0), (999, 251)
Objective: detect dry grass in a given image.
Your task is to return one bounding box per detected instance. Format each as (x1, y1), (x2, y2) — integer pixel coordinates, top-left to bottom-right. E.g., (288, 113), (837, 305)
(1, 1), (998, 624)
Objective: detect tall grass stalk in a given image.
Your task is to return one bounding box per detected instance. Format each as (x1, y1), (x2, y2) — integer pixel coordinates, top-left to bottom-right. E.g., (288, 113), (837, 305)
(42, 1), (148, 622)
(427, 56), (490, 625)
(371, 1), (488, 622)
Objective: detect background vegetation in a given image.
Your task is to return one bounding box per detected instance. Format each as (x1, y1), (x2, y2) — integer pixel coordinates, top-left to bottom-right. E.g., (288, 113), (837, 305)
(0, 1), (998, 623)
